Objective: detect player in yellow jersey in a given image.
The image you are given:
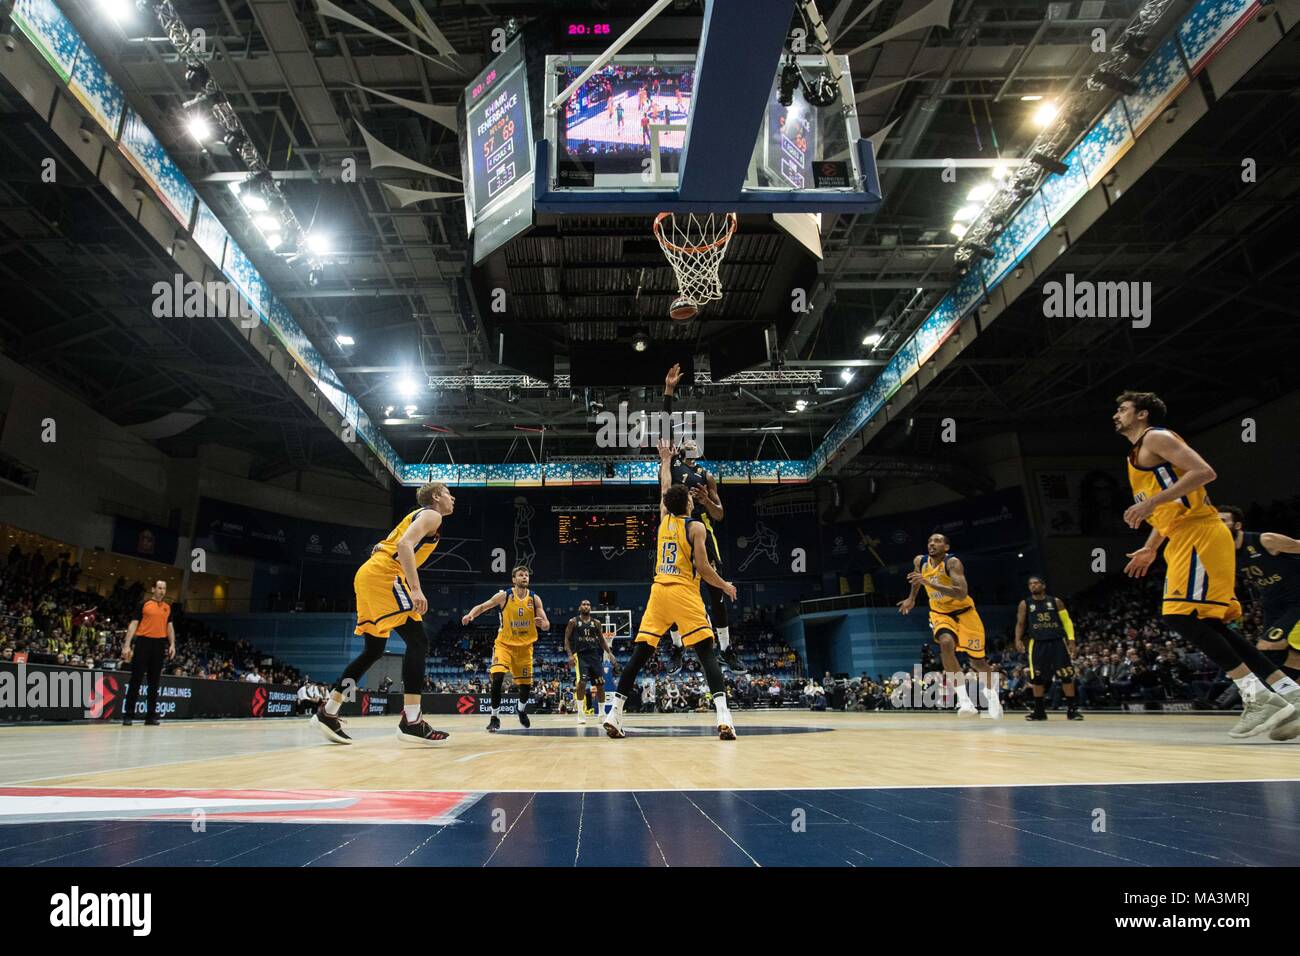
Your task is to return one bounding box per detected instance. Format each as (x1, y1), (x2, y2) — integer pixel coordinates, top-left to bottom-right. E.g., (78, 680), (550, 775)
(462, 565), (551, 732)
(604, 440), (739, 740)
(311, 482), (454, 746)
(1115, 391), (1299, 740)
(898, 533), (1003, 718)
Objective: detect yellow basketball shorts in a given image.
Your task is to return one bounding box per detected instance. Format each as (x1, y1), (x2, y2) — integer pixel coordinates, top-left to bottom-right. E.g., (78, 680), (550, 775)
(635, 583), (714, 648)
(490, 640), (535, 681)
(929, 606), (986, 659)
(1161, 517), (1242, 621)
(354, 558), (421, 638)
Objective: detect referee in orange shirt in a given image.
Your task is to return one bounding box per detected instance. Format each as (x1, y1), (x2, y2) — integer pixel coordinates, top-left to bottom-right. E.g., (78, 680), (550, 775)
(121, 579), (176, 726)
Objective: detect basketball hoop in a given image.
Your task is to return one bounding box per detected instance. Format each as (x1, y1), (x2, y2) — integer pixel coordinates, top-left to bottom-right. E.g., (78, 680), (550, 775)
(653, 212), (738, 320)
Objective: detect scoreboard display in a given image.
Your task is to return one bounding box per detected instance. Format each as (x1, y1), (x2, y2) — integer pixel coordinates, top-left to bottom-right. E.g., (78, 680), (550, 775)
(464, 39), (533, 221)
(558, 512), (656, 550)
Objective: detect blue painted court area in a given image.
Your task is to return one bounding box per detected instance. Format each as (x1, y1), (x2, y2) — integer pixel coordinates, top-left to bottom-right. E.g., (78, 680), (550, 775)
(2, 781), (1297, 867)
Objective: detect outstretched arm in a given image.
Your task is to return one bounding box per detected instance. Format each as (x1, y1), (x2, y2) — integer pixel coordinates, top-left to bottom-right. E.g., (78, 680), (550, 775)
(1261, 532), (1300, 556)
(462, 590), (506, 626)
(657, 439), (674, 519)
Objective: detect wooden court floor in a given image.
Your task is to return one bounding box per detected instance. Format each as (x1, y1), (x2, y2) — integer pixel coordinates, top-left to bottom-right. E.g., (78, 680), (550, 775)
(3, 712), (1298, 866)
(3, 710), (1299, 793)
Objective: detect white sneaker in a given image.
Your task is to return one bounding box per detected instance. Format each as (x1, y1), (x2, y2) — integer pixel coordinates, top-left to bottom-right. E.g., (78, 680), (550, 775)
(956, 699), (978, 717)
(1228, 692), (1295, 739)
(602, 712), (626, 739)
(1268, 688), (1300, 741)
(576, 713), (586, 725)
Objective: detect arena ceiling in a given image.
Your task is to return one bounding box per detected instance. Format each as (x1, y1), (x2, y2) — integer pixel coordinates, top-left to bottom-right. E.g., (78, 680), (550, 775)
(0, 0), (1292, 486)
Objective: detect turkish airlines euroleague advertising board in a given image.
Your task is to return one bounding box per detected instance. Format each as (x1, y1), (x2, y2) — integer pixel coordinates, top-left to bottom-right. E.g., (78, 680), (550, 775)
(338, 693), (521, 717)
(0, 662), (296, 721)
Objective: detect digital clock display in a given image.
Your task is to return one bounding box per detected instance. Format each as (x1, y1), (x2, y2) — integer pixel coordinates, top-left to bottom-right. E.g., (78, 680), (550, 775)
(566, 22), (613, 36)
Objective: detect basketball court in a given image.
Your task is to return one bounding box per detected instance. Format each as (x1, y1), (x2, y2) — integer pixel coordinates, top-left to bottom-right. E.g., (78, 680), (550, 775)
(3, 712), (1297, 866)
(1, 0), (1299, 929)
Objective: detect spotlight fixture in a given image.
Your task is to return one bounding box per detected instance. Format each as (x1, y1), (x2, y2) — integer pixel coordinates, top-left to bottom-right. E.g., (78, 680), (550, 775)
(335, 334), (355, 346)
(632, 331), (649, 352)
(184, 63), (210, 92)
(778, 55), (800, 107)
(404, 404), (418, 417)
(185, 112), (212, 143)
(397, 375), (419, 398)
(966, 182), (996, 203)
(949, 222), (968, 239)
(307, 265), (323, 287)
(953, 205), (979, 223)
(1092, 69), (1139, 95)
(1029, 151), (1069, 176)
(1031, 101), (1059, 129)
(306, 232), (332, 256)
(862, 332), (882, 347)
(840, 368), (855, 384)
(266, 233), (283, 250)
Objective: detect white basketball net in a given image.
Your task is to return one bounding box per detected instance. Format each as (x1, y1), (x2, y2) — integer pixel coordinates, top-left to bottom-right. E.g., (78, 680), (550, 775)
(653, 212), (738, 307)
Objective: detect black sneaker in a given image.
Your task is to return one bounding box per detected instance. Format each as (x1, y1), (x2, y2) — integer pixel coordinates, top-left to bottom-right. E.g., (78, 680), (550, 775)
(487, 715), (501, 733)
(1025, 711), (1048, 721)
(668, 644), (684, 675)
(311, 705), (352, 744)
(121, 719), (134, 727)
(395, 715), (449, 746)
(721, 648), (748, 674)
(518, 709), (531, 729)
(144, 717), (161, 726)
(1067, 708), (1084, 721)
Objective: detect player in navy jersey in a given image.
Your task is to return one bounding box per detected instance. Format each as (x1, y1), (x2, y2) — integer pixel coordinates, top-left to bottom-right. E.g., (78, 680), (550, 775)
(1220, 506), (1300, 682)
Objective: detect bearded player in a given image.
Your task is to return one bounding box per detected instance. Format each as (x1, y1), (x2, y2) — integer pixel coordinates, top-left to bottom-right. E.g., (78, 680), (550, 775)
(463, 565), (551, 732)
(1116, 391), (1299, 740)
(1219, 505), (1300, 681)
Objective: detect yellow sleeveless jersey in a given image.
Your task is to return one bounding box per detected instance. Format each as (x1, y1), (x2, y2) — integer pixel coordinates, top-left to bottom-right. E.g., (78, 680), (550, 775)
(1126, 427), (1218, 537)
(654, 514), (699, 587)
(497, 589), (539, 647)
(372, 509), (439, 573)
(919, 555), (975, 615)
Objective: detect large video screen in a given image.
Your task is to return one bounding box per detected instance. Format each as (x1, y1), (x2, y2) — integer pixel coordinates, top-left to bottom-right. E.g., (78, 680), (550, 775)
(558, 512), (656, 550)
(558, 64), (694, 175)
(465, 41), (533, 220)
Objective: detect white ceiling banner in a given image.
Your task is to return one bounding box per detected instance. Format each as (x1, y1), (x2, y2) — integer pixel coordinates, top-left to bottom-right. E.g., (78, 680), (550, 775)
(356, 120), (463, 182)
(350, 83), (458, 132)
(381, 183), (464, 207)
